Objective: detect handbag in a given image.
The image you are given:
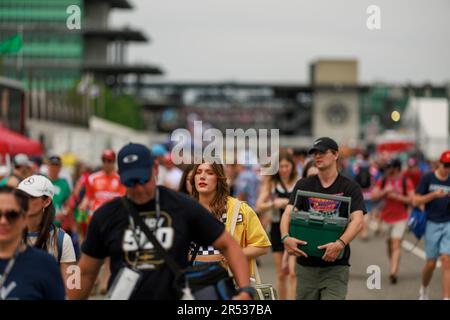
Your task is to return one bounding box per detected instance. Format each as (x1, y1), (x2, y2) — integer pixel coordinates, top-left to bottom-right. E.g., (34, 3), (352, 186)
(228, 200), (277, 300)
(251, 259), (278, 300)
(181, 262), (237, 300)
(407, 207), (427, 240)
(120, 191), (236, 300)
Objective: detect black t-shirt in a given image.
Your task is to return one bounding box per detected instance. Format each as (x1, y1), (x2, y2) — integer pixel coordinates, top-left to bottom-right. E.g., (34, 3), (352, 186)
(288, 174), (366, 267)
(81, 186), (225, 300)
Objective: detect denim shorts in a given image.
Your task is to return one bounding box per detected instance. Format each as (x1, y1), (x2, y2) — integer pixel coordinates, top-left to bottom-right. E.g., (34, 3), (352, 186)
(364, 199), (373, 213)
(424, 220), (450, 260)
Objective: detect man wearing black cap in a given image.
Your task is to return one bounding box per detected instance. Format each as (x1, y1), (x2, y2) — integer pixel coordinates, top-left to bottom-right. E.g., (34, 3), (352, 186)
(70, 143), (253, 300)
(280, 137), (366, 300)
(47, 155), (72, 225)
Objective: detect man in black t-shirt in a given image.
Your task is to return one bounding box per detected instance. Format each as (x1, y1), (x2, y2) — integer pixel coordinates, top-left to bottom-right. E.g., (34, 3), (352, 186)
(280, 137), (366, 300)
(69, 143), (253, 300)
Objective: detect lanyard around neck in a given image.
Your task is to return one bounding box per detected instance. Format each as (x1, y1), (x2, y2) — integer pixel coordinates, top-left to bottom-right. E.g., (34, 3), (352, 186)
(0, 243), (24, 292)
(127, 187), (161, 250)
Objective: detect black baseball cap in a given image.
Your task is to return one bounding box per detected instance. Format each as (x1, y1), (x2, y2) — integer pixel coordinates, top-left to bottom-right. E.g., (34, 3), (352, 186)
(386, 158), (402, 169)
(48, 155), (62, 166)
(118, 143), (155, 187)
(308, 137), (339, 155)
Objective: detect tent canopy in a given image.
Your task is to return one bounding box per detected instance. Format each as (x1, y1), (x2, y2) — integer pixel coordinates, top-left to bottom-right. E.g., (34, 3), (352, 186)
(0, 126), (43, 156)
(376, 140), (415, 153)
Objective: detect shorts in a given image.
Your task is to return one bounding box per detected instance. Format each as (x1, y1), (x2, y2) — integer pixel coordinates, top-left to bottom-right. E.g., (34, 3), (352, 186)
(380, 220), (407, 239)
(364, 200), (373, 213)
(270, 222), (284, 252)
(192, 261), (221, 267)
(296, 265), (349, 300)
(424, 220), (450, 260)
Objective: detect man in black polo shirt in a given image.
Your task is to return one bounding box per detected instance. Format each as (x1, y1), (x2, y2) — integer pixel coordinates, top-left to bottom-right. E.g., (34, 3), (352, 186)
(280, 137), (366, 300)
(69, 143), (253, 300)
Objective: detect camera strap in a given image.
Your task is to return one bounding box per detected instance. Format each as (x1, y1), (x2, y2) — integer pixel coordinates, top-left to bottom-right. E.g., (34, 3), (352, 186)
(120, 190), (183, 279)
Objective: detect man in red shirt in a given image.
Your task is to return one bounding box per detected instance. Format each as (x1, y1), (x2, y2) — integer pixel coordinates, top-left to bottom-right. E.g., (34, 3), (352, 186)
(78, 150), (126, 294)
(371, 158), (415, 284)
(404, 157), (422, 190)
(79, 150), (126, 221)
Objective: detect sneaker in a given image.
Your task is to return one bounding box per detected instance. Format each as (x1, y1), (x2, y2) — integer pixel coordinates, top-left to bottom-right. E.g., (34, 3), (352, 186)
(419, 287), (429, 300)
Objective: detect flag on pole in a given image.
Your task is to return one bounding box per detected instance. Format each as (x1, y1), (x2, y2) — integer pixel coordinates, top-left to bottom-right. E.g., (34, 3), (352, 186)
(0, 34), (23, 54)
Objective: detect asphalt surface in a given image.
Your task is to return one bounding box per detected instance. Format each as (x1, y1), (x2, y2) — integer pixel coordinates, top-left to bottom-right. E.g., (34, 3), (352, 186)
(258, 226), (445, 300)
(91, 225), (445, 300)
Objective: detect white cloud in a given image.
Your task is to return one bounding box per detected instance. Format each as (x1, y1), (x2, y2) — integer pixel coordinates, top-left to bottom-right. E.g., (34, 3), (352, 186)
(111, 0), (450, 84)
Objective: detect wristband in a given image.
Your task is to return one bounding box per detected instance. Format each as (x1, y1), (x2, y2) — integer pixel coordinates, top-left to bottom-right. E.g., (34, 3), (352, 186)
(237, 286), (256, 299)
(337, 238), (346, 248)
(281, 234), (289, 243)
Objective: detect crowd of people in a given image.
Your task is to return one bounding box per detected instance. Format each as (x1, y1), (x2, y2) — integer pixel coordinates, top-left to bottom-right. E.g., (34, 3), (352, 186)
(0, 138), (449, 300)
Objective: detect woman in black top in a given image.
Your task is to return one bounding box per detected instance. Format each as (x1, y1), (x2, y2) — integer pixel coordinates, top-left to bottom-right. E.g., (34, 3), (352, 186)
(178, 164), (195, 195)
(256, 150), (299, 300)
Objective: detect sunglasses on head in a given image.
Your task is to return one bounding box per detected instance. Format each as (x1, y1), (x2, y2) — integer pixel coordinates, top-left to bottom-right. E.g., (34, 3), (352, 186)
(0, 210), (22, 224)
(123, 177), (150, 188)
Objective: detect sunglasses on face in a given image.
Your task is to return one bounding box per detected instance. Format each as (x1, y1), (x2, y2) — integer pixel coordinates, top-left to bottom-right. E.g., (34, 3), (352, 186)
(123, 177), (150, 188)
(102, 159), (114, 163)
(312, 150), (331, 157)
(0, 210), (22, 224)
(444, 163), (450, 168)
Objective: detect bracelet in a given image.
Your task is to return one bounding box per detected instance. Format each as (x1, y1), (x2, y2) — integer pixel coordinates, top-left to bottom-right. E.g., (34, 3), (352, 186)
(237, 286), (256, 299)
(337, 238), (346, 248)
(281, 234), (290, 243)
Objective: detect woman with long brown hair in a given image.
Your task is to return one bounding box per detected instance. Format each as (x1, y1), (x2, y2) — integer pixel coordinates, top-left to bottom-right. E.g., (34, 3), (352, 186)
(190, 161), (270, 275)
(178, 164), (195, 195)
(256, 150), (299, 300)
(16, 175), (76, 293)
(0, 185), (66, 299)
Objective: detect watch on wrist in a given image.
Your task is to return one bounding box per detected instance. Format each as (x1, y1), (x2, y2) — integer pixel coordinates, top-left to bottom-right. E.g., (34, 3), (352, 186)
(237, 285), (256, 299)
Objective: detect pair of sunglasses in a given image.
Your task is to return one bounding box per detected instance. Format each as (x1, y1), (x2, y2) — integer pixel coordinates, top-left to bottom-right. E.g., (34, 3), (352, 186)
(123, 177), (150, 188)
(444, 163), (450, 168)
(0, 210), (22, 224)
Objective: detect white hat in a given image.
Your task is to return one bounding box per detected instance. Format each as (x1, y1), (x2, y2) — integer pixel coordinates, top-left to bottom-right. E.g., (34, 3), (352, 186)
(14, 153), (33, 167)
(17, 175), (55, 199)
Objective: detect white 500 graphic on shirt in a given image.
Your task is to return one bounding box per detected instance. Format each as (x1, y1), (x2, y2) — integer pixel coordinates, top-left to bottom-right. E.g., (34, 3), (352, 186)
(122, 211), (174, 270)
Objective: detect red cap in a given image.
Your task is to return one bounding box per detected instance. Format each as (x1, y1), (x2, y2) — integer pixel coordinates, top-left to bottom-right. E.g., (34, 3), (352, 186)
(102, 149), (116, 160)
(440, 150), (450, 164)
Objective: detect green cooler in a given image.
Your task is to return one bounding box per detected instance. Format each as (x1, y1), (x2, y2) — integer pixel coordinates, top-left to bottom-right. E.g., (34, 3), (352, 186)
(289, 191), (350, 259)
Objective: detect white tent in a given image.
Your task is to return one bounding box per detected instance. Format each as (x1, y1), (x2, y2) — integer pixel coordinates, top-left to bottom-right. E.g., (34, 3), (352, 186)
(403, 97), (449, 159)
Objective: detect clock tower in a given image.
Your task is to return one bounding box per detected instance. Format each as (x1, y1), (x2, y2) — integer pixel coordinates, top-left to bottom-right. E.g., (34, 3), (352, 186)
(311, 60), (360, 144)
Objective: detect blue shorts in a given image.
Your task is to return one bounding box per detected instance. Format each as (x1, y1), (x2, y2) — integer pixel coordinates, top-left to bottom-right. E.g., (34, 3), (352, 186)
(424, 220), (450, 260)
(364, 200), (373, 213)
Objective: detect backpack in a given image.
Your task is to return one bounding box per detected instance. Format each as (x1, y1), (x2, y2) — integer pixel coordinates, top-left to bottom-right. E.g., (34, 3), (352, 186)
(56, 228), (65, 263)
(355, 165), (372, 189)
(407, 207), (427, 241)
